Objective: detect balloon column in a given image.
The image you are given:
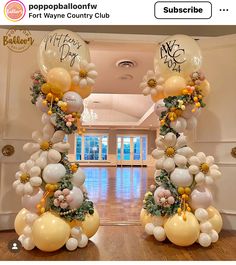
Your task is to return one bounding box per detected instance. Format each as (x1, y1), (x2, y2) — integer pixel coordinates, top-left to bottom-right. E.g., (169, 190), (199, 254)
(13, 30), (99, 252)
(140, 35), (222, 247)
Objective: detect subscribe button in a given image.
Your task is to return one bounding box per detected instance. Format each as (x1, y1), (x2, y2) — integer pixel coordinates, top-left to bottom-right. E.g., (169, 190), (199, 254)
(154, 1), (212, 19)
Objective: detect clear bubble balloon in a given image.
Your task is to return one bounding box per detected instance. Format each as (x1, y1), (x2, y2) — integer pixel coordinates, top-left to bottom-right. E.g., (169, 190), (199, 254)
(155, 34), (202, 78)
(38, 29), (90, 77)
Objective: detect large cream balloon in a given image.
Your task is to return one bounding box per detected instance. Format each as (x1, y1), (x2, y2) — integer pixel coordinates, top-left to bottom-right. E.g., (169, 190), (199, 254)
(156, 34), (202, 78)
(70, 209), (100, 238)
(14, 208), (29, 236)
(140, 208), (165, 227)
(164, 75), (187, 97)
(38, 29), (90, 77)
(47, 67), (71, 93)
(207, 206), (223, 233)
(164, 212), (200, 246)
(32, 212), (70, 252)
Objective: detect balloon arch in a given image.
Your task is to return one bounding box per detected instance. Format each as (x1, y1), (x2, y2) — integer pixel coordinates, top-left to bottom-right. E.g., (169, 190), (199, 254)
(140, 34), (222, 247)
(13, 30), (222, 252)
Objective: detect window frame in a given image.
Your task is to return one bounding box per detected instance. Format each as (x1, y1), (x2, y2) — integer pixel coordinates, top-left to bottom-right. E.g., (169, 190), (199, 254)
(74, 133), (109, 162)
(116, 134), (148, 162)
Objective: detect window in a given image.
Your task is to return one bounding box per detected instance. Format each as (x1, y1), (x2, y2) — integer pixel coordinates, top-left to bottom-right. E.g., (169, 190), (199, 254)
(116, 135), (147, 162)
(76, 134), (108, 161)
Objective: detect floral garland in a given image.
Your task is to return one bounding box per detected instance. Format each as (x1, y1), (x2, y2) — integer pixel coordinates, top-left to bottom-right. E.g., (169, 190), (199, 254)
(142, 71), (208, 219)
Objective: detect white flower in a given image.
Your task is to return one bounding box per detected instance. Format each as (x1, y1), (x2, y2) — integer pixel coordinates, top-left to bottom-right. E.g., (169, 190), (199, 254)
(23, 123), (70, 169)
(70, 60), (98, 88)
(140, 70), (164, 96)
(152, 133), (194, 172)
(188, 152), (221, 184)
(13, 160), (42, 196)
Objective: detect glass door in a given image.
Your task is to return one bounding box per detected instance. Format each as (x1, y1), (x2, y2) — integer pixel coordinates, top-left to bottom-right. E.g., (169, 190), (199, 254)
(116, 135), (147, 165)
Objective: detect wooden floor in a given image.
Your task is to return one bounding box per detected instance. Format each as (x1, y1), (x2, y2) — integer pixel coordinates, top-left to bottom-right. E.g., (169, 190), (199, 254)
(1, 167), (236, 260)
(83, 166), (153, 224)
(0, 228), (236, 260)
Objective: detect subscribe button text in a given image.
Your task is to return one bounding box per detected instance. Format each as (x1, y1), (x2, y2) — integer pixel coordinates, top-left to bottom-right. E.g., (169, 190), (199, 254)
(154, 1), (212, 19)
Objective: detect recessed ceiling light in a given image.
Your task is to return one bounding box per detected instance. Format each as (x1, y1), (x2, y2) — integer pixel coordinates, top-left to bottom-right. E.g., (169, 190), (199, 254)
(116, 59), (137, 68)
(93, 101), (100, 103)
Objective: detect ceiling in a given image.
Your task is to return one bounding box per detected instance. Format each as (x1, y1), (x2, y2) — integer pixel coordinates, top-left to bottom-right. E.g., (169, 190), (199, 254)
(2, 26), (233, 130)
(82, 40), (158, 129)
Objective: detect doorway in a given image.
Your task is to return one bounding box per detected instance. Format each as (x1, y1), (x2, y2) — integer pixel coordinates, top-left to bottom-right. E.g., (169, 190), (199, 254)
(116, 135), (147, 166)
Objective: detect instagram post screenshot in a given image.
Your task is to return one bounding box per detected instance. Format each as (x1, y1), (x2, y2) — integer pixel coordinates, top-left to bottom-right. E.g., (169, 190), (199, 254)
(0, 0), (236, 263)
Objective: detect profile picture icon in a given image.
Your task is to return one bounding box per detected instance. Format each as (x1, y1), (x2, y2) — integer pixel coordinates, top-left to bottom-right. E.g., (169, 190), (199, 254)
(8, 239), (21, 253)
(4, 0), (26, 22)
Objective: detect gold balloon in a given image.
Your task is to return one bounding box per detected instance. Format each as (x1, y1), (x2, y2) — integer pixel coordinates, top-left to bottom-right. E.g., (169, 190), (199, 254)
(140, 209), (165, 227)
(164, 75), (187, 97)
(70, 209), (100, 238)
(32, 212), (70, 252)
(151, 91), (165, 103)
(14, 208), (29, 236)
(47, 67), (71, 93)
(70, 84), (92, 99)
(164, 212), (200, 246)
(207, 206), (223, 233)
(199, 80), (211, 97)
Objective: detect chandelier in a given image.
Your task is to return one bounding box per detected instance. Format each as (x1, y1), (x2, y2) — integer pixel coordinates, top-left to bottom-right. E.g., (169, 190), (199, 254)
(81, 101), (98, 123)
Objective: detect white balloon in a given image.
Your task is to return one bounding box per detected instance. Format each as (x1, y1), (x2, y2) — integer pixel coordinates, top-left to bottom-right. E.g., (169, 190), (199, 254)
(30, 177), (42, 187)
(22, 237), (35, 250)
(170, 168), (193, 187)
(29, 166), (41, 177)
(153, 226), (166, 241)
(145, 223), (155, 235)
(41, 113), (51, 124)
(209, 229), (219, 243)
(190, 185), (213, 210)
(194, 208), (209, 222)
(186, 116), (197, 130)
(170, 117), (187, 133)
(66, 238), (78, 251)
(200, 221), (213, 233)
(72, 168), (86, 187)
(23, 225), (32, 237)
(42, 163), (66, 183)
(21, 188), (44, 213)
(68, 186), (84, 209)
(198, 233), (212, 247)
(78, 234), (88, 248)
(18, 234), (26, 244)
(25, 213), (39, 225)
(36, 97), (48, 113)
(62, 92), (84, 114)
(71, 227), (82, 241)
(154, 99), (167, 117)
(48, 149), (61, 163)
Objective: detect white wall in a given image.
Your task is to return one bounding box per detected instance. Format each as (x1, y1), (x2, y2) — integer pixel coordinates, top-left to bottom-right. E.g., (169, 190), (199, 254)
(189, 35), (236, 230)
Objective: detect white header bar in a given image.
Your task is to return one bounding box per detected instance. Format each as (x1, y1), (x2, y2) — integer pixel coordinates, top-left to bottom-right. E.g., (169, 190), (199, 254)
(0, 0), (236, 25)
